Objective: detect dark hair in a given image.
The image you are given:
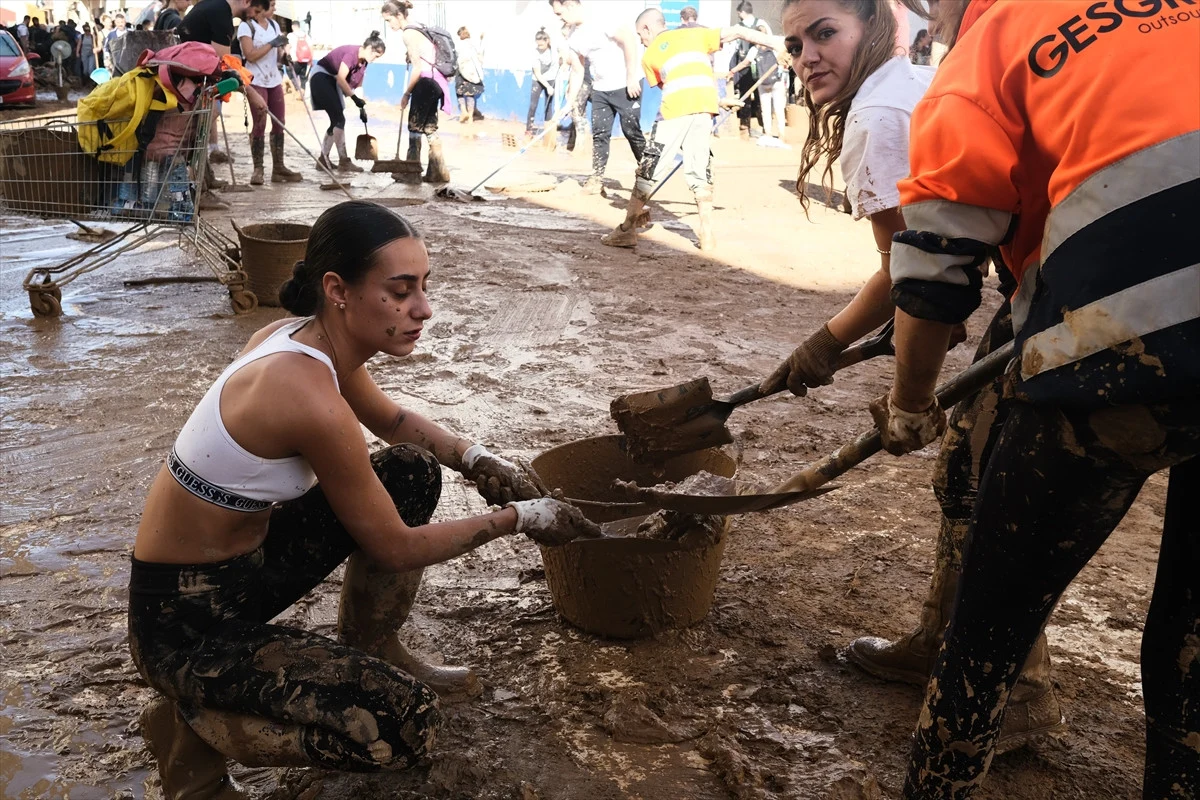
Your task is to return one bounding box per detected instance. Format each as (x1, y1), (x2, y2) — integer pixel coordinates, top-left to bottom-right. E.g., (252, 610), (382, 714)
(113, 13), (124, 21)
(381, 0), (413, 18)
(736, 1), (753, 14)
(363, 30), (386, 53)
(457, 26), (469, 37)
(279, 202), (422, 316)
(250, 0), (270, 10)
(680, 6), (698, 21)
(535, 26), (549, 41)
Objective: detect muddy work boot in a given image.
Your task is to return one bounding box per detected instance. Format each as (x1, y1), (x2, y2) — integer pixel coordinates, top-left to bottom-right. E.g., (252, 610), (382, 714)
(846, 517), (966, 685)
(140, 697), (253, 800)
(198, 191), (230, 211)
(338, 551), (481, 701)
(269, 133), (302, 183)
(600, 221), (638, 248)
(249, 137), (265, 186)
(333, 129), (363, 173)
(996, 635), (1066, 753)
(581, 175), (606, 196)
(423, 136), (450, 183)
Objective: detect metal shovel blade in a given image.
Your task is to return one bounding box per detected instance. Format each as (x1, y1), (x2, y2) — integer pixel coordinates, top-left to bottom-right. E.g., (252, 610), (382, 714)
(355, 134), (378, 161)
(614, 479), (837, 514)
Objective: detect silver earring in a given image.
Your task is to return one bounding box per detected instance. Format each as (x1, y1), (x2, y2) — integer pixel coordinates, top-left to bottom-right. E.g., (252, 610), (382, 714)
(338, 302), (346, 310)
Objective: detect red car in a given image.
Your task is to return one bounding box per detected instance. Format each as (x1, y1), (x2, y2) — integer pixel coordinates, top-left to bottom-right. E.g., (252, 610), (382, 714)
(0, 29), (36, 107)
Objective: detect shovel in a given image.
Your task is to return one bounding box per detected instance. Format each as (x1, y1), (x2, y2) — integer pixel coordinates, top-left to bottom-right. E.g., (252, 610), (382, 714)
(355, 119), (378, 161)
(615, 339), (1016, 515)
(613, 320), (896, 462)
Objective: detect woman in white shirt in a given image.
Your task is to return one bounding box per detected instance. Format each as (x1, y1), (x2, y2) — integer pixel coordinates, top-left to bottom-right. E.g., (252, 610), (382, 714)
(454, 26), (485, 129)
(237, 0), (301, 184)
(526, 27), (560, 138)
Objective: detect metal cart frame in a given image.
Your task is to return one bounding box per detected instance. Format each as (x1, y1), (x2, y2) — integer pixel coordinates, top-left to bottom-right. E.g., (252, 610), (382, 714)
(0, 89), (257, 317)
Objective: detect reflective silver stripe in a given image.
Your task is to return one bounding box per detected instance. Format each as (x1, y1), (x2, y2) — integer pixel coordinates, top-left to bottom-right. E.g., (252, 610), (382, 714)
(662, 51), (712, 75)
(891, 199), (1012, 286)
(1019, 263), (1200, 380)
(1042, 132), (1200, 266)
(661, 75), (717, 97)
(1013, 133), (1200, 334)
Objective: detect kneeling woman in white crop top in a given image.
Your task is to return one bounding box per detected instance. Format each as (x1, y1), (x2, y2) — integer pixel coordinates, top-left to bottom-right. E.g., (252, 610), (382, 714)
(129, 200), (600, 793)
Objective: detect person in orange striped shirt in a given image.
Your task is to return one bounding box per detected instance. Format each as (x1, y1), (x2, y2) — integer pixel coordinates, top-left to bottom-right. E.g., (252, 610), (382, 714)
(600, 7), (724, 251)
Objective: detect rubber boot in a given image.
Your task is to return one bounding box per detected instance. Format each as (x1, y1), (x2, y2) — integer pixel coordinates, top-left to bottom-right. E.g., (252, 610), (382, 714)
(185, 708), (310, 768)
(694, 189), (716, 251)
(337, 550), (482, 700)
(406, 135), (422, 163)
(333, 129), (362, 173)
(846, 516), (967, 685)
(140, 697), (253, 800)
(249, 137), (264, 186)
(423, 136), (450, 183)
(269, 133), (302, 183)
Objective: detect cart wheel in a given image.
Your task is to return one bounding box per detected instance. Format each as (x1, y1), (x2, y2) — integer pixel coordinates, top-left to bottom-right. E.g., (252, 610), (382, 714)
(230, 288), (258, 315)
(29, 288), (63, 318)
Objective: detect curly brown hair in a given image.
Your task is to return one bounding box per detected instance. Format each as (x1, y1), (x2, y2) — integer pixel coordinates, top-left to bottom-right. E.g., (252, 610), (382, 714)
(790, 0), (900, 215)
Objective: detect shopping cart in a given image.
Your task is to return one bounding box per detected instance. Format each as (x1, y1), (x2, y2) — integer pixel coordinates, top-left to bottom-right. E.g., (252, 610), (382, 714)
(0, 89), (257, 317)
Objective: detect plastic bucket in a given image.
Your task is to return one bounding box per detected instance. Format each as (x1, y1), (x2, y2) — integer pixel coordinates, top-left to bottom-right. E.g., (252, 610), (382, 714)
(532, 435), (737, 639)
(233, 222), (310, 307)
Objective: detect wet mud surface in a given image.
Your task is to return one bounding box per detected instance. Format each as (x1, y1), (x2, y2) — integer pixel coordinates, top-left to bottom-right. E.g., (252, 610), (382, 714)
(0, 99), (1164, 798)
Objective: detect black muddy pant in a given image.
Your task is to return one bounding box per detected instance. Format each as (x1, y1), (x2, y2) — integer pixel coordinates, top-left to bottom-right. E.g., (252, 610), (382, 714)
(905, 396), (1200, 799)
(128, 445), (445, 772)
(589, 87), (646, 179)
(408, 76), (443, 136)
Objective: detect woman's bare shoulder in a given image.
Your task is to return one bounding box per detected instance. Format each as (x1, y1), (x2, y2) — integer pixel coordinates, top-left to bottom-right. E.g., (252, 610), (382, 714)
(238, 317), (304, 356)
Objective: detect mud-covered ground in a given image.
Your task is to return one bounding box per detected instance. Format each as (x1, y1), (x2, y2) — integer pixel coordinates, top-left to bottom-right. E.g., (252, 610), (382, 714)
(0, 96), (1162, 799)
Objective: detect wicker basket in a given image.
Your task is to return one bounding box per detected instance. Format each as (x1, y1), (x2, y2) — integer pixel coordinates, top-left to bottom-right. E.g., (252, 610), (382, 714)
(233, 221), (310, 307)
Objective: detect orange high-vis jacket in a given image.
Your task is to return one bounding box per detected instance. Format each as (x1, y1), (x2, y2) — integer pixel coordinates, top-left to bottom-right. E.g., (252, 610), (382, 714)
(892, 0), (1199, 406)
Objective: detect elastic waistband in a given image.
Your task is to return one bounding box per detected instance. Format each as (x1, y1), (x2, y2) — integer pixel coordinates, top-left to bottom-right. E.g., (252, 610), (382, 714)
(129, 548), (263, 596)
(168, 449), (273, 513)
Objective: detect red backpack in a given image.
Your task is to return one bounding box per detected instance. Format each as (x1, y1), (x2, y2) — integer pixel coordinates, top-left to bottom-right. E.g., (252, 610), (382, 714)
(137, 41), (221, 108)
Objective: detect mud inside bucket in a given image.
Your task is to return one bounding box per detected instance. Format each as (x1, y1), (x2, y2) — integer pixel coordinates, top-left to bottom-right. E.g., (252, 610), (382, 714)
(532, 435), (736, 639)
(234, 222), (310, 307)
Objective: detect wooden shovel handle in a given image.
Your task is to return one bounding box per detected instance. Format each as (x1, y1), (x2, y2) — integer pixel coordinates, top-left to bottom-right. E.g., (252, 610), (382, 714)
(770, 340), (1016, 494)
(723, 319), (898, 408)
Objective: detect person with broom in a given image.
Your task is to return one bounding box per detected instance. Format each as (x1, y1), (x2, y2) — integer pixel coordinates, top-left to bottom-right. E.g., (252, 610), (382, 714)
(237, 0), (302, 185)
(129, 201), (602, 797)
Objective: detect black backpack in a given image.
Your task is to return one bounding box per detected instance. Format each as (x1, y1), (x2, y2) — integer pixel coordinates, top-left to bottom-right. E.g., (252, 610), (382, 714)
(406, 23), (457, 78)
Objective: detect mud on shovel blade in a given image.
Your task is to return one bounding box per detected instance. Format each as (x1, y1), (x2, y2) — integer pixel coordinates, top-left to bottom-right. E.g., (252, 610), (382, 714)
(612, 320), (896, 463)
(616, 339), (1015, 515)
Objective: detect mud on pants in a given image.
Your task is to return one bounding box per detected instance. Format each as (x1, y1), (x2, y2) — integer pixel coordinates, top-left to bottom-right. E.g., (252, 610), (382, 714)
(588, 87), (646, 179)
(128, 444), (445, 772)
(904, 400), (1200, 798)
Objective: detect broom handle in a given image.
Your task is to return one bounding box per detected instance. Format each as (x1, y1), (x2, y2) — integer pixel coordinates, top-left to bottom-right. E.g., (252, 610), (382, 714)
(466, 102), (572, 195)
(265, 107), (354, 200)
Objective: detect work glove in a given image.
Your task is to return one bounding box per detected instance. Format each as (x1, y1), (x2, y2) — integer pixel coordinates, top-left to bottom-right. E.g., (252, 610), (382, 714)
(508, 498), (604, 546)
(270, 34), (288, 47)
(869, 393), (946, 456)
(350, 94), (366, 109)
(462, 444), (543, 506)
(759, 324), (847, 397)
(359, 107), (368, 124)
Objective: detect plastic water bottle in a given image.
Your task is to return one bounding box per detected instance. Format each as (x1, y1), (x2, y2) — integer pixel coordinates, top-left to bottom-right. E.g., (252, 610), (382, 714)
(140, 160), (161, 209)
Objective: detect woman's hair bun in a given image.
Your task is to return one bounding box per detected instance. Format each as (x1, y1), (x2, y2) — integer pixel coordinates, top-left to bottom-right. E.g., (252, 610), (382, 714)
(369, 29), (381, 38)
(278, 260), (319, 316)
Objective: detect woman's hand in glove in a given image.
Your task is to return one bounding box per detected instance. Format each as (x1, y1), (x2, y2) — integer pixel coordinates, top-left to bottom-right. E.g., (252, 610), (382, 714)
(508, 498), (604, 546)
(350, 94), (366, 108)
(462, 444), (543, 506)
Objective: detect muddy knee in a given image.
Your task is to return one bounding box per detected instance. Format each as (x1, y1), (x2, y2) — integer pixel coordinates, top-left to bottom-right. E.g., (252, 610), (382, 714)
(370, 444), (441, 525)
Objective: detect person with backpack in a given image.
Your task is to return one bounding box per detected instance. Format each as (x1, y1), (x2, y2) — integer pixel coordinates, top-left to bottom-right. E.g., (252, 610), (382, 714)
(381, 0), (455, 184)
(237, 0), (302, 185)
(454, 26), (485, 130)
(154, 0), (191, 32)
(289, 28), (312, 91)
(309, 32), (386, 173)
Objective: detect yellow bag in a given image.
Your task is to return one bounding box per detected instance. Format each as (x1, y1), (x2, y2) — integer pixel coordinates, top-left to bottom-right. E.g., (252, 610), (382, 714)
(76, 67), (178, 165)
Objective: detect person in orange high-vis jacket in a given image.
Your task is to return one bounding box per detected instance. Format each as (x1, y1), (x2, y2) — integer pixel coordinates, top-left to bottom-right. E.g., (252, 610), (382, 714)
(865, 1), (1200, 797)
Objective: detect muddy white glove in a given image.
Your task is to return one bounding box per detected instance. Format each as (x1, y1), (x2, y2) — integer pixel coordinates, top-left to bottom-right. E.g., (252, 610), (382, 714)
(869, 393), (947, 456)
(462, 444), (543, 506)
(508, 498), (604, 546)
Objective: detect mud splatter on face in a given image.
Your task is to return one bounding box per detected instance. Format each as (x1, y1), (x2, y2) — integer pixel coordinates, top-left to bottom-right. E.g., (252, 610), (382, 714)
(386, 327), (397, 337)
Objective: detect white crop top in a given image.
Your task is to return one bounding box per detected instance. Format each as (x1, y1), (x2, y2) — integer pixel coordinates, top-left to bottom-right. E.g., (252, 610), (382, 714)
(170, 318), (338, 512)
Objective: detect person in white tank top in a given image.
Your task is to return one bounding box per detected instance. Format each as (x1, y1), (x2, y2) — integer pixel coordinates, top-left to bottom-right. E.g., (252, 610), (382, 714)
(129, 201), (602, 790)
